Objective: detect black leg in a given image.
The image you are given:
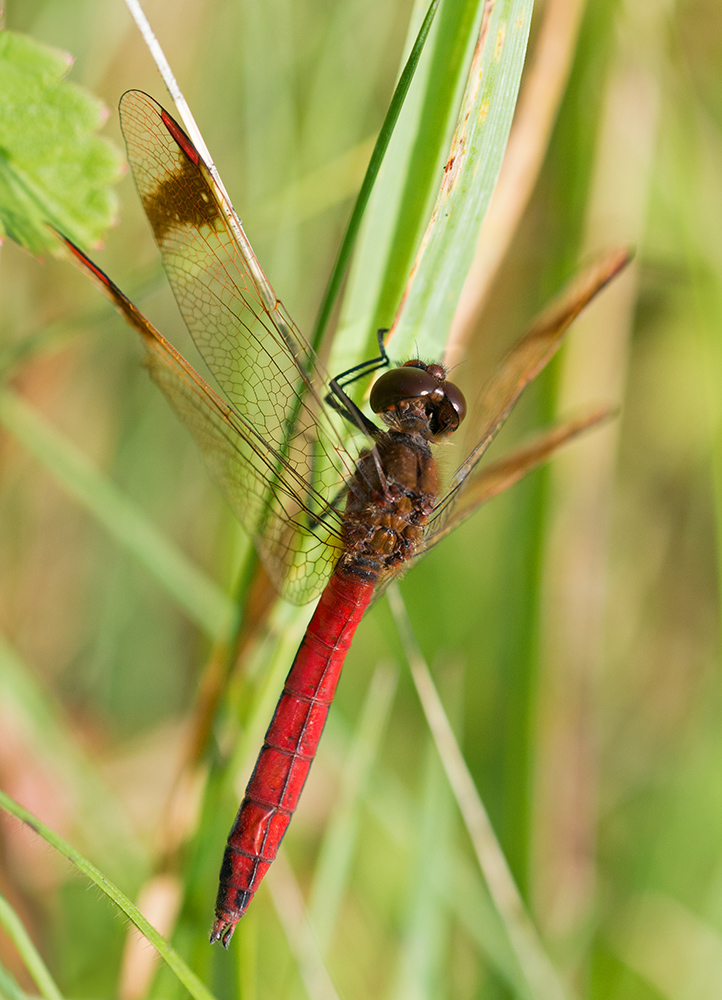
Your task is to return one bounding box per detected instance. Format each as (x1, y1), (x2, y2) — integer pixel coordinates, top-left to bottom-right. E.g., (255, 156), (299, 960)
(324, 328), (392, 437)
(331, 328), (392, 391)
(326, 381), (379, 437)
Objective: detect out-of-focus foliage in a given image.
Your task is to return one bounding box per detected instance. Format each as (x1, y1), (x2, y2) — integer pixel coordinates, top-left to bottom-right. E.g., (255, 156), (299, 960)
(0, 1), (720, 999)
(0, 31), (122, 254)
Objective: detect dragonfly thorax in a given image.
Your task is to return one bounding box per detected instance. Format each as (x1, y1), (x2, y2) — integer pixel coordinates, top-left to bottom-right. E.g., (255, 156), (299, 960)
(342, 426), (438, 581)
(370, 360), (466, 438)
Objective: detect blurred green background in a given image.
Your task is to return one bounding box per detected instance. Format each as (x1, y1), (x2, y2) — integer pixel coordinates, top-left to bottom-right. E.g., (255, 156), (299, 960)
(1, 0), (721, 999)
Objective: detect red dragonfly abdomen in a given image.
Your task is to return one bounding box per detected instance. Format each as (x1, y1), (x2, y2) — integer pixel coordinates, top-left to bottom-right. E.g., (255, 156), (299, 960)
(211, 563), (376, 946)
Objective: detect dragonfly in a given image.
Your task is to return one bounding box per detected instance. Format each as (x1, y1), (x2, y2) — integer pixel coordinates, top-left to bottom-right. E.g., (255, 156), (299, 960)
(60, 90), (628, 948)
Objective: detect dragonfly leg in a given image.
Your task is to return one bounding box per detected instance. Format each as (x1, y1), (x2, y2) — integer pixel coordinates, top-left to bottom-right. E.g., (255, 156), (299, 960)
(331, 328), (391, 390)
(326, 329), (391, 438)
(325, 388), (378, 437)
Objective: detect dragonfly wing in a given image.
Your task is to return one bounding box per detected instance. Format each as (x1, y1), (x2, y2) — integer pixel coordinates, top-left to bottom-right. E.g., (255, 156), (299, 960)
(60, 237), (343, 604)
(429, 248), (630, 533)
(423, 408), (612, 550)
(117, 91), (356, 597)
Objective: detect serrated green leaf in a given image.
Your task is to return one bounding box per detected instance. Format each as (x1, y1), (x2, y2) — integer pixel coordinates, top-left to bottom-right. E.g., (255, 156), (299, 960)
(0, 31), (122, 255)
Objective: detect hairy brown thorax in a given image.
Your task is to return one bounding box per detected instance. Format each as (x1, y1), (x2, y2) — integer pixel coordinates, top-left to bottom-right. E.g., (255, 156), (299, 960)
(342, 428), (439, 574)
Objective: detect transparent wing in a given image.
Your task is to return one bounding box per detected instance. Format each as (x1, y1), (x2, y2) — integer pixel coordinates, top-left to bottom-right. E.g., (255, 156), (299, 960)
(60, 237), (344, 605)
(114, 90), (360, 602)
(426, 248), (630, 538)
(367, 409), (612, 605)
(426, 409), (612, 547)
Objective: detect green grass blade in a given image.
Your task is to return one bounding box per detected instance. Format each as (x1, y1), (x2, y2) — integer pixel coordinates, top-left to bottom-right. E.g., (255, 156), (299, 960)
(330, 0), (488, 376)
(327, 712), (532, 993)
(386, 583), (572, 1000)
(0, 634), (146, 876)
(307, 663), (398, 950)
(0, 959), (31, 1000)
(0, 389), (233, 637)
(309, 0), (441, 352)
(390, 738), (454, 1000)
(0, 790), (217, 1000)
(265, 857), (343, 1000)
(390, 0), (534, 360)
(0, 892), (64, 1000)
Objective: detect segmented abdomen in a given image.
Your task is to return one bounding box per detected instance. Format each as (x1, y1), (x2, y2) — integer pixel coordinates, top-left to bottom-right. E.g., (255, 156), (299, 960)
(211, 563), (375, 946)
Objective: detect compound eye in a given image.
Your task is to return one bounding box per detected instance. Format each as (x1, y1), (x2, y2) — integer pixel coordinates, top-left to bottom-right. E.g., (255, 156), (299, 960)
(370, 366), (439, 413)
(443, 381), (467, 425)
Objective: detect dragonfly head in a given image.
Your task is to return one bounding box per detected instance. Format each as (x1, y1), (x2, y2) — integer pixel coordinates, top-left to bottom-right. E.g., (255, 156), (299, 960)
(370, 360), (466, 438)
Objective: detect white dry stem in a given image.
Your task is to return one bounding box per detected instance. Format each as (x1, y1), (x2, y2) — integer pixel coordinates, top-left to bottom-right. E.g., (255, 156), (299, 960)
(122, 0), (298, 344)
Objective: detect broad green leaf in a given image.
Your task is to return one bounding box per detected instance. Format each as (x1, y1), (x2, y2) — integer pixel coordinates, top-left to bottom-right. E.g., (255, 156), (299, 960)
(309, 0), (441, 353)
(329, 0), (486, 376)
(0, 31), (122, 255)
(329, 0), (533, 376)
(390, 0), (534, 360)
